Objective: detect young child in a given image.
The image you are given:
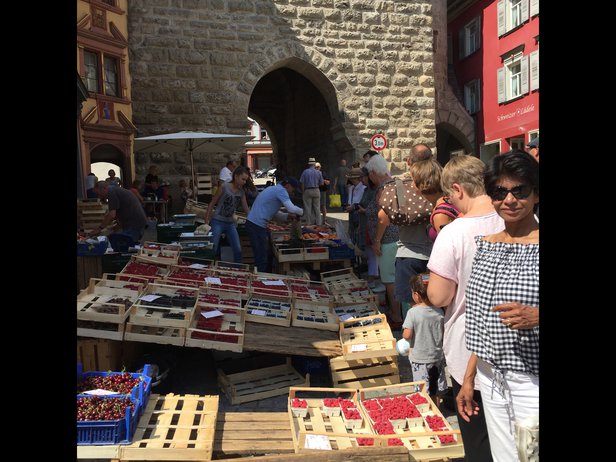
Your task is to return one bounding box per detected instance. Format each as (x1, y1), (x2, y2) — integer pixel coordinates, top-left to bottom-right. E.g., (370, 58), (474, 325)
(402, 272), (447, 407)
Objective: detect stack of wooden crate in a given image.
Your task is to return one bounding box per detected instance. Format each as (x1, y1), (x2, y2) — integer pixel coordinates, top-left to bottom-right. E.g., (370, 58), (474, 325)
(77, 199), (108, 233)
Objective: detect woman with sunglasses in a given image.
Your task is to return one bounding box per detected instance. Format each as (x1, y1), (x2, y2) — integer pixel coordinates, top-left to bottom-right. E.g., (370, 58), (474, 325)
(457, 150), (539, 462)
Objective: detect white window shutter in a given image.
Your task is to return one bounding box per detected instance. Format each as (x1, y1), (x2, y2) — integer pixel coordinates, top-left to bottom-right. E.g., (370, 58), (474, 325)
(521, 0), (530, 23)
(497, 0), (506, 36)
(520, 55), (529, 95)
(530, 0), (539, 16)
(497, 67), (506, 103)
(459, 28), (466, 58)
(529, 50), (539, 91)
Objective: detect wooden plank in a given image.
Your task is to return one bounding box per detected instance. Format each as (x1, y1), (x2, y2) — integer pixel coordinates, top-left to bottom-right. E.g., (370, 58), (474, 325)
(214, 411), (295, 456)
(77, 338), (123, 371)
(330, 355), (400, 389)
(242, 446), (410, 461)
(243, 321), (342, 357)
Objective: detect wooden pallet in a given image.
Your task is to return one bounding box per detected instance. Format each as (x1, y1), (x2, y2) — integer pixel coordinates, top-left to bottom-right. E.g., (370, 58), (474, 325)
(329, 355), (400, 389)
(339, 314), (397, 360)
(124, 323), (186, 346)
(78, 199), (108, 232)
(214, 411), (295, 456)
(77, 255), (103, 291)
(217, 358), (309, 405)
(120, 393), (218, 461)
(288, 387), (373, 452)
(76, 337), (123, 371)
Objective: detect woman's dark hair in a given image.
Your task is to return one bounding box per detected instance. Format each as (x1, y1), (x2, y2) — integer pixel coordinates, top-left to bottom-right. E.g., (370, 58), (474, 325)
(410, 272), (432, 306)
(360, 166), (376, 188)
(484, 149), (539, 198)
(232, 165), (250, 181)
(363, 150), (378, 159)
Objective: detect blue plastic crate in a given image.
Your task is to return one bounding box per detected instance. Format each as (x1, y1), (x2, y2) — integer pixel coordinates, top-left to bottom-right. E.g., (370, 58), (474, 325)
(77, 395), (139, 445)
(328, 241), (355, 260)
(77, 238), (109, 256)
(77, 364), (153, 417)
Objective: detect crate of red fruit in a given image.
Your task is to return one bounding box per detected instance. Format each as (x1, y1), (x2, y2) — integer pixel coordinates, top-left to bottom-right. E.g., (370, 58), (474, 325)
(76, 364), (152, 417)
(185, 298), (245, 353)
(204, 268), (251, 298)
(408, 391), (430, 413)
(291, 398), (308, 418)
(121, 257), (170, 282)
(77, 395), (139, 445)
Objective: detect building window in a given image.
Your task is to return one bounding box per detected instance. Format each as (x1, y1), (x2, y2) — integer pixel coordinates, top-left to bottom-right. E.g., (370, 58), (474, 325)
(464, 79), (480, 114)
(480, 140), (501, 165)
(459, 16), (481, 59)
(104, 56), (118, 96)
(83, 50), (121, 97)
(528, 130), (539, 144)
(498, 0), (530, 37)
(497, 52), (529, 103)
(509, 137), (525, 151)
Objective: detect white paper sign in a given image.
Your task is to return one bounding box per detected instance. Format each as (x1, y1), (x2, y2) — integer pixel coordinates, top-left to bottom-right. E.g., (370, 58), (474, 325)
(250, 309), (267, 316)
(261, 279), (285, 286)
(339, 314), (354, 321)
(304, 434), (332, 450)
(81, 389), (120, 396)
(205, 277), (222, 285)
(189, 263), (207, 269)
(319, 232), (329, 237)
(140, 294), (162, 302)
(351, 343), (368, 352)
(201, 310), (223, 319)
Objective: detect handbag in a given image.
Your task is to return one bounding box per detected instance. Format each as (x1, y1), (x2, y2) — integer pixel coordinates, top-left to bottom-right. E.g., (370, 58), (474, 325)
(329, 193), (341, 208)
(378, 178), (433, 226)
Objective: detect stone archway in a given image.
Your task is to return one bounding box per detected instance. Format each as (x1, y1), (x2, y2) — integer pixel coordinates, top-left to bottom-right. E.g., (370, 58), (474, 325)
(248, 58), (354, 176)
(435, 122), (474, 165)
(90, 143), (131, 182)
(246, 57), (353, 179)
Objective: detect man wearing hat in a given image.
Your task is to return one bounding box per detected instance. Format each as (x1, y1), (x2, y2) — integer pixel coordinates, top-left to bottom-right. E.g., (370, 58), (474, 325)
(299, 157), (325, 225)
(246, 177), (304, 272)
(526, 136), (539, 162)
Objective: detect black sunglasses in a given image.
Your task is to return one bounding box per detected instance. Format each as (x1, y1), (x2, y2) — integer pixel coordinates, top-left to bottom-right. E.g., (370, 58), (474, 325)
(490, 184), (533, 201)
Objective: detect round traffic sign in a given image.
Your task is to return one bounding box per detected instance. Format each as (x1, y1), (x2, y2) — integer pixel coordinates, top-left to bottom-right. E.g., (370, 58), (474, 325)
(370, 134), (387, 151)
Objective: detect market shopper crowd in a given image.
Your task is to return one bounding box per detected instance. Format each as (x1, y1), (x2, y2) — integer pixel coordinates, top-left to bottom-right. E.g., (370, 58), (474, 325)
(85, 142), (538, 462)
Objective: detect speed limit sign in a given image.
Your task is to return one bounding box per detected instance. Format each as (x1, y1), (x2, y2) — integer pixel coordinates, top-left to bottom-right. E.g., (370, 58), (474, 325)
(370, 134), (387, 151)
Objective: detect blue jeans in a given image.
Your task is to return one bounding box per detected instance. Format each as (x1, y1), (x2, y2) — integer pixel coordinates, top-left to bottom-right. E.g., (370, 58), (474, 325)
(337, 184), (348, 206)
(394, 257), (428, 303)
(245, 219), (270, 272)
(210, 218), (242, 263)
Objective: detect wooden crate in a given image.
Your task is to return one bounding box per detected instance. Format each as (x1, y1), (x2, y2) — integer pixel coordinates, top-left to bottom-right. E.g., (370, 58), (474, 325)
(77, 255), (103, 291)
(77, 199), (108, 233)
(138, 242), (181, 266)
(357, 382), (464, 460)
(124, 323), (186, 346)
(288, 386), (373, 452)
(184, 198), (209, 220)
(292, 305), (339, 332)
(245, 294), (293, 327)
(320, 267), (358, 285)
(129, 282), (199, 329)
(185, 303), (246, 353)
(77, 277), (146, 324)
(77, 319), (125, 341)
(120, 393), (218, 461)
(289, 280), (333, 307)
(216, 260), (251, 273)
(329, 355), (400, 389)
(204, 268), (252, 298)
(339, 314), (397, 360)
(120, 256), (170, 282)
(273, 243), (305, 262)
(217, 358), (309, 405)
(76, 338), (122, 371)
(333, 302), (380, 321)
(303, 244), (330, 261)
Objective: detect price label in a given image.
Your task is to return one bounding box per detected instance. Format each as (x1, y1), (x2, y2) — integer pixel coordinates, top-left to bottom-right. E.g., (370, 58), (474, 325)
(250, 309), (267, 316)
(205, 277), (222, 285)
(140, 294), (162, 302)
(81, 389), (120, 396)
(201, 310), (223, 319)
(261, 279), (285, 286)
(304, 434), (332, 450)
(351, 343), (368, 352)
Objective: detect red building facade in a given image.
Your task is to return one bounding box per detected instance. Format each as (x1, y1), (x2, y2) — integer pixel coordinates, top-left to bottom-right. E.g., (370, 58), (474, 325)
(449, 0), (539, 162)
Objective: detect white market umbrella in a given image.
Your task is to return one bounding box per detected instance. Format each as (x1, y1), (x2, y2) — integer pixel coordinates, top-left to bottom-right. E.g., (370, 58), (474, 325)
(134, 131), (253, 190)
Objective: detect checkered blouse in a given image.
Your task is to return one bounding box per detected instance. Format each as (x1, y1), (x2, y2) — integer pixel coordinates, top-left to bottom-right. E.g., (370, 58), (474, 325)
(465, 236), (539, 376)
